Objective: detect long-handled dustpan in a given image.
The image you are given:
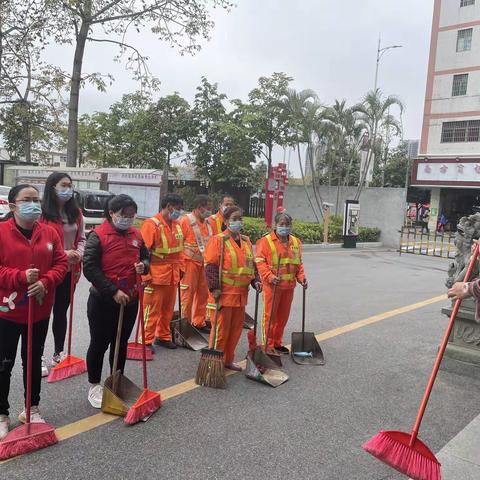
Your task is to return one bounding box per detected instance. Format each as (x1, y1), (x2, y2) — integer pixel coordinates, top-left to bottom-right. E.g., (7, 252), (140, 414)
(246, 291), (289, 388)
(102, 304), (143, 417)
(171, 283), (208, 351)
(48, 268), (88, 381)
(0, 296), (58, 460)
(363, 244), (480, 480)
(291, 287), (325, 366)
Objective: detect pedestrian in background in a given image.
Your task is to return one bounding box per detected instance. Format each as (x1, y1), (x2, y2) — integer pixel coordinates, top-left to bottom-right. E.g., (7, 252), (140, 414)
(40, 172), (86, 375)
(83, 194), (149, 409)
(0, 185), (67, 438)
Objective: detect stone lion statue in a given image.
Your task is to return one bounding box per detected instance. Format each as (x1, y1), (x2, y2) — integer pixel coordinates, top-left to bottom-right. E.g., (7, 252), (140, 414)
(446, 213), (480, 289)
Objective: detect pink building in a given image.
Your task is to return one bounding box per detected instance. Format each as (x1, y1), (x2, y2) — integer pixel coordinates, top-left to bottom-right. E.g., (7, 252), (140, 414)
(412, 0), (480, 231)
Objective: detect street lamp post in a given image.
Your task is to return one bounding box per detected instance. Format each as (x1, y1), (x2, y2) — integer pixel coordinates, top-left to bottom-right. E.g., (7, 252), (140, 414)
(374, 35), (402, 91)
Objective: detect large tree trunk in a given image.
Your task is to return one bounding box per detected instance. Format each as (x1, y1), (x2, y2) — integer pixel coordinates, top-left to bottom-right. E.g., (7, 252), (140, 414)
(66, 20), (89, 167)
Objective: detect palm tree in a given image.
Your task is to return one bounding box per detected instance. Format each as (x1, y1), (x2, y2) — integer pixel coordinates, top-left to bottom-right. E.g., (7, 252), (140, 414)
(354, 89), (403, 200)
(282, 88), (324, 221)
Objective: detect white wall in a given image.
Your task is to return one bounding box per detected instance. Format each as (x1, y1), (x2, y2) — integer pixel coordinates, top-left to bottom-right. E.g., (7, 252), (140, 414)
(284, 186), (407, 247)
(435, 28), (480, 71)
(440, 0), (480, 28)
(431, 71), (480, 114)
(427, 115), (480, 154)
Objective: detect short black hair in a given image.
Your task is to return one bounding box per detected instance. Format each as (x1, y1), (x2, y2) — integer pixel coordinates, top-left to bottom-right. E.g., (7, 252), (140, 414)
(41, 171), (80, 224)
(219, 194), (235, 205)
(274, 212), (292, 225)
(104, 194), (138, 221)
(223, 205), (243, 221)
(193, 194), (210, 209)
(161, 193), (183, 209)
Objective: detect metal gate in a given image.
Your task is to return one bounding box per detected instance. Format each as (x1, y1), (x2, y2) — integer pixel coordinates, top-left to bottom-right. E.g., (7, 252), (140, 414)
(399, 227), (456, 258)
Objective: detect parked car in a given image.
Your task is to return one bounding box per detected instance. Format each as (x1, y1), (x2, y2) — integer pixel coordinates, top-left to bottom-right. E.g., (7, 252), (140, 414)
(74, 189), (114, 231)
(0, 185), (11, 219)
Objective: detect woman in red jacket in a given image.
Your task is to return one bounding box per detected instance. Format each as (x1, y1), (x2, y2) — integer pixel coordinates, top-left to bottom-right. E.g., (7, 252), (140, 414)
(0, 184), (68, 440)
(83, 194), (150, 409)
(40, 172), (86, 373)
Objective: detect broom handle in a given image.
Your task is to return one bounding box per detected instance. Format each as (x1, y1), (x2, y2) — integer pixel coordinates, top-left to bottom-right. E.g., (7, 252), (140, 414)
(178, 282), (182, 319)
(26, 294), (34, 429)
(409, 244), (479, 447)
(137, 278), (148, 390)
(302, 286), (306, 352)
(253, 290), (259, 338)
(112, 304), (125, 393)
(67, 268), (76, 356)
(265, 255), (281, 350)
(211, 236), (225, 348)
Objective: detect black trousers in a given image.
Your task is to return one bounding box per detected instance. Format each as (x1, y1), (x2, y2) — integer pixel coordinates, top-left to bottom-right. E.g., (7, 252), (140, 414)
(0, 317), (49, 416)
(86, 293), (137, 384)
(52, 272), (72, 354)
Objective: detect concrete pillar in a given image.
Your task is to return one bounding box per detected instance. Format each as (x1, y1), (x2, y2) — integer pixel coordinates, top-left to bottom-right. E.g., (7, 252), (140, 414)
(428, 187), (440, 232)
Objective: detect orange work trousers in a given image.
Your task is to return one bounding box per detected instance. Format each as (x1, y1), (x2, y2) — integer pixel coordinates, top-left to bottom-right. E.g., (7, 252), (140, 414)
(180, 261), (208, 328)
(261, 286), (294, 349)
(209, 306), (244, 364)
(143, 283), (177, 343)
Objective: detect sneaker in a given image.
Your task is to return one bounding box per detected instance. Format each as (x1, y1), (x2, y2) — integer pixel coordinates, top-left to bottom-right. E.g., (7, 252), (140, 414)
(153, 338), (177, 349)
(51, 352), (65, 366)
(225, 362), (242, 372)
(146, 344), (156, 354)
(275, 345), (290, 355)
(18, 405), (46, 424)
(0, 415), (10, 440)
(41, 356), (49, 377)
(88, 384), (104, 409)
(197, 325), (211, 334)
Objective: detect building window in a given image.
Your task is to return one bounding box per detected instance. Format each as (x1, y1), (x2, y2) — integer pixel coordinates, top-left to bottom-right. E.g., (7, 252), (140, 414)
(460, 0), (475, 6)
(452, 73), (468, 96)
(441, 120), (480, 142)
(457, 28), (473, 52)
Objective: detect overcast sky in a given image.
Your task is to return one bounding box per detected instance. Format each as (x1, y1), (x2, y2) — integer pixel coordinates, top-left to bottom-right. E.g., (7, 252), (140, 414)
(47, 0), (434, 173)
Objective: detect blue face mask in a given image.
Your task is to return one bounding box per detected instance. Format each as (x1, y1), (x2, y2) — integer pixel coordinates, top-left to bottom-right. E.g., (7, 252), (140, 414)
(276, 226), (291, 237)
(169, 209), (182, 221)
(56, 187), (73, 203)
(112, 215), (134, 231)
(17, 202), (42, 222)
(228, 220), (243, 233)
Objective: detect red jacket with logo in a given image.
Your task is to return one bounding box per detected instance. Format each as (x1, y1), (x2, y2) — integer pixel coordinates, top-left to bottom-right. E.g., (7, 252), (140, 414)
(83, 220), (146, 300)
(0, 217), (68, 323)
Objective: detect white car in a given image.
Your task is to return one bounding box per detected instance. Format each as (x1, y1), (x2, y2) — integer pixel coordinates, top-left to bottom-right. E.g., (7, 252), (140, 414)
(0, 186), (10, 219)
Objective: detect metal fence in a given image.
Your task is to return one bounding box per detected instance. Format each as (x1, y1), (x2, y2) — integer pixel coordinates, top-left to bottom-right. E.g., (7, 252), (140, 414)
(249, 196), (265, 218)
(399, 227), (456, 258)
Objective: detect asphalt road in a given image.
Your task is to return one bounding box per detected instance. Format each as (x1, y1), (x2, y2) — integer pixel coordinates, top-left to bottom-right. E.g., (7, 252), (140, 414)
(2, 248), (480, 480)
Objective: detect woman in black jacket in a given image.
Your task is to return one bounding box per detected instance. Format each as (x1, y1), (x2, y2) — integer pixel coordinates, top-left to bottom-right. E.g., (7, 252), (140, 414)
(83, 194), (149, 409)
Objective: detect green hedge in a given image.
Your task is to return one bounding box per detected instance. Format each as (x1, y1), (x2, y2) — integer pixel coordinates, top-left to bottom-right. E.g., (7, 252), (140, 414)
(243, 215), (381, 244)
(135, 215), (381, 244)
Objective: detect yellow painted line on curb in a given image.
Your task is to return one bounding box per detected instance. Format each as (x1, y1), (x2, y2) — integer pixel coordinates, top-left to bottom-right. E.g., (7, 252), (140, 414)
(0, 293), (446, 465)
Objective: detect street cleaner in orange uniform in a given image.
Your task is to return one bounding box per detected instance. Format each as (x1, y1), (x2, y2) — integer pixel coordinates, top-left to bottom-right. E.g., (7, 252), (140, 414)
(141, 193), (184, 350)
(204, 206), (262, 371)
(179, 195), (212, 333)
(255, 212), (307, 354)
(205, 194), (236, 320)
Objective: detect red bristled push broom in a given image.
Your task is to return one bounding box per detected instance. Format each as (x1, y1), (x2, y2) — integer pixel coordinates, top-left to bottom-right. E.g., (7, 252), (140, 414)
(363, 244), (480, 480)
(124, 281), (161, 425)
(48, 268), (87, 382)
(0, 296), (58, 460)
(127, 281), (152, 361)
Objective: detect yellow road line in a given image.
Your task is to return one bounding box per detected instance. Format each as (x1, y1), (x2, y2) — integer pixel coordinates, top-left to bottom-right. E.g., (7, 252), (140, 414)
(0, 293), (446, 465)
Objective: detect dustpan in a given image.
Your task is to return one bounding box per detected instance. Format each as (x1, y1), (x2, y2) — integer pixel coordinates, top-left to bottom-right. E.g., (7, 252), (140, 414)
(171, 284), (208, 351)
(245, 291), (289, 388)
(102, 305), (143, 417)
(291, 288), (325, 365)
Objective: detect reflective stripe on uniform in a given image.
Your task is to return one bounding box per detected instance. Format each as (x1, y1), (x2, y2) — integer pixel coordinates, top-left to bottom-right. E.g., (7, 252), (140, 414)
(149, 217), (184, 257)
(180, 284), (189, 290)
(265, 233), (301, 266)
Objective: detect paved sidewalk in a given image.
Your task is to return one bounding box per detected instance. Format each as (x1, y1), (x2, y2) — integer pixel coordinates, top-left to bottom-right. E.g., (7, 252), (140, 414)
(437, 413), (480, 479)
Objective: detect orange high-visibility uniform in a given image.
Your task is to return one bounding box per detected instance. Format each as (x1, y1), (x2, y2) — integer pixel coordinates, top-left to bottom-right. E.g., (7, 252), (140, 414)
(255, 232), (305, 349)
(205, 211), (226, 318)
(204, 233), (255, 364)
(179, 212), (211, 328)
(141, 213), (184, 343)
